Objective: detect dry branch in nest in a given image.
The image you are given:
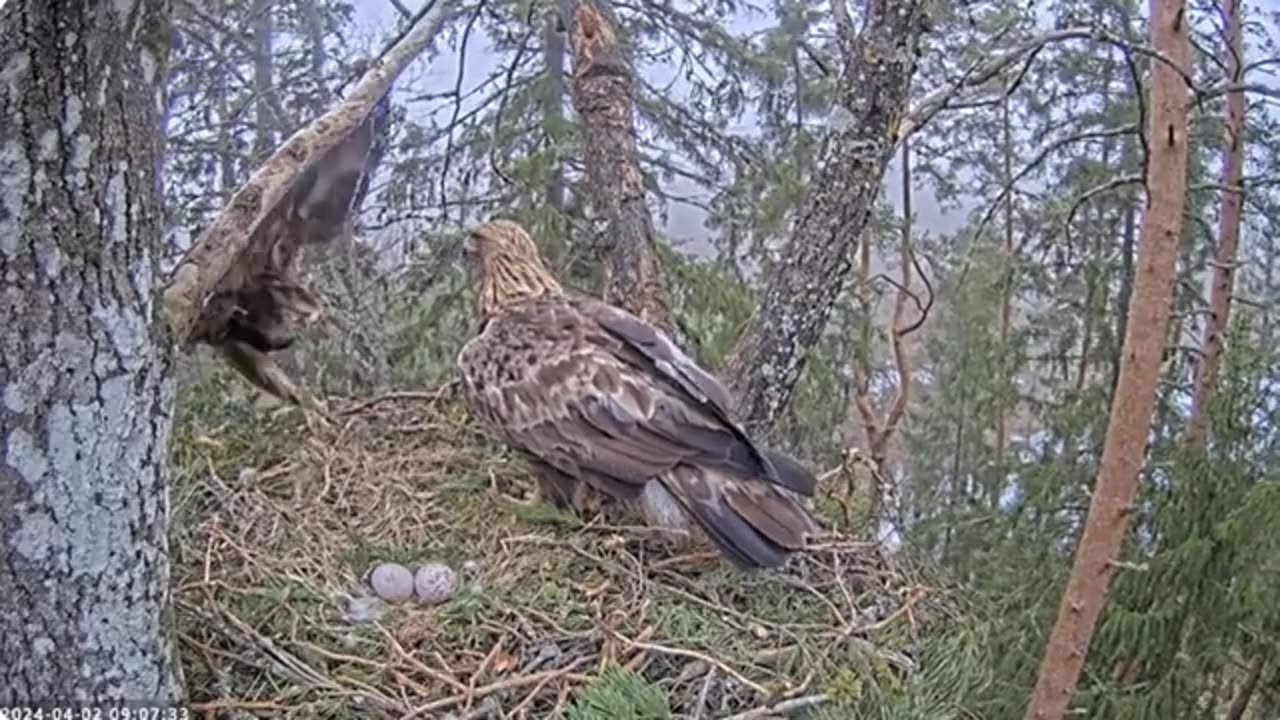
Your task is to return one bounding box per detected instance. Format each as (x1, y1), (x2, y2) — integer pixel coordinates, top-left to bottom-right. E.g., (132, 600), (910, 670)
(161, 4), (449, 415)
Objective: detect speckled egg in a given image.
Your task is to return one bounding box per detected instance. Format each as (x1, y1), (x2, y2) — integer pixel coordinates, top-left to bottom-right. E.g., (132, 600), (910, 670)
(369, 562), (415, 603)
(414, 563), (456, 605)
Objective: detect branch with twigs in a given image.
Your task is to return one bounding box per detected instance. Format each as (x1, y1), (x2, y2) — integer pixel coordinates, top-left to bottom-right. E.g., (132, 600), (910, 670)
(902, 25), (1193, 140)
(849, 140), (931, 520)
(965, 124), (1140, 253)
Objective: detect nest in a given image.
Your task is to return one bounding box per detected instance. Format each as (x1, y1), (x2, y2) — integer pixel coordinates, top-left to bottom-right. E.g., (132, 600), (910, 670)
(170, 383), (954, 719)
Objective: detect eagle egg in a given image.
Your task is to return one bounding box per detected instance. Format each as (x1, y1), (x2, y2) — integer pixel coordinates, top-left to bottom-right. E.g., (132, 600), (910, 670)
(414, 563), (456, 605)
(369, 562), (414, 603)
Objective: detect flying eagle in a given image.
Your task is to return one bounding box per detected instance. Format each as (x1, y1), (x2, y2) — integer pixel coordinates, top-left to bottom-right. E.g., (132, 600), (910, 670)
(186, 90), (391, 408)
(456, 220), (819, 570)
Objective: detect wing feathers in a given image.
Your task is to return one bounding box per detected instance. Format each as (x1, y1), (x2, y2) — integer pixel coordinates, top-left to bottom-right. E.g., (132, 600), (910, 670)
(759, 448), (819, 496)
(722, 483), (815, 550)
(660, 467), (792, 569)
(459, 294), (819, 570)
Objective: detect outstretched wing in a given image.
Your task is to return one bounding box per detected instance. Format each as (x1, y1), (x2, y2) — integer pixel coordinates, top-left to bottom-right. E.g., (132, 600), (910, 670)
(186, 90), (392, 407)
(227, 87), (390, 291)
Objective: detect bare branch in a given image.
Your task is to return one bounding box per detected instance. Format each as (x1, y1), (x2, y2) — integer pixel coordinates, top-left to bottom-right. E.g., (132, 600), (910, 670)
(440, 1), (487, 219)
(966, 125), (1139, 257)
(903, 26), (1194, 139)
(488, 4), (538, 188)
(1064, 174), (1145, 250)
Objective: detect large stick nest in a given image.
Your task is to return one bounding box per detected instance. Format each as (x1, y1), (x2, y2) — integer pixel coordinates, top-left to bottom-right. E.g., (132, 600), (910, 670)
(170, 386), (956, 718)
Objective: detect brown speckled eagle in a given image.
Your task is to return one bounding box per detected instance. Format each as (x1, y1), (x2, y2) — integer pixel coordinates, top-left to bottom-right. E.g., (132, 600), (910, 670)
(456, 220), (819, 570)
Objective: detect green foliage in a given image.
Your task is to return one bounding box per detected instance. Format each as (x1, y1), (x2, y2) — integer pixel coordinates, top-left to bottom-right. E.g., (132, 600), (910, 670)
(564, 668), (671, 720)
(162, 0), (1280, 717)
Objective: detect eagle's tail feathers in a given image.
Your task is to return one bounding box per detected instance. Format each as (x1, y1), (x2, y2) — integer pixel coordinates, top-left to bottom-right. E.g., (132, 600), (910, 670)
(660, 466), (816, 570)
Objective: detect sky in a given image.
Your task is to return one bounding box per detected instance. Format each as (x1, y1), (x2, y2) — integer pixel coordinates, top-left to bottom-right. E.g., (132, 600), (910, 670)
(342, 0), (970, 257)
(335, 0), (1276, 263)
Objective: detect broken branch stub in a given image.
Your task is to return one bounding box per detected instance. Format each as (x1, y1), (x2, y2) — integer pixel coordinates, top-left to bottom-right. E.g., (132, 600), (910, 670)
(161, 3), (447, 344)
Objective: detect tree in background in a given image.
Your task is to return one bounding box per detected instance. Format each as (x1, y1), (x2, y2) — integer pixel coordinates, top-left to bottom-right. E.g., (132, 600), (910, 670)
(0, 0), (181, 702)
(146, 0), (1280, 714)
(1024, 0), (1192, 715)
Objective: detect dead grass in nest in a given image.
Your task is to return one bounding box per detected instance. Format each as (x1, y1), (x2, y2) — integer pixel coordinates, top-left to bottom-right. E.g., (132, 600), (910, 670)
(170, 383), (952, 719)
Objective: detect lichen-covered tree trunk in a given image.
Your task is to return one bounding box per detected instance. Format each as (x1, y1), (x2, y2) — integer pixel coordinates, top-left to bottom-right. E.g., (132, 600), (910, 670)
(568, 0), (674, 335)
(0, 0), (181, 704)
(723, 0), (928, 432)
(1022, 0), (1191, 717)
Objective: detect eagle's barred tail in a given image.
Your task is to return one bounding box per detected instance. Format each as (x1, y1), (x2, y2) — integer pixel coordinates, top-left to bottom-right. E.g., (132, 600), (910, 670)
(661, 466), (817, 570)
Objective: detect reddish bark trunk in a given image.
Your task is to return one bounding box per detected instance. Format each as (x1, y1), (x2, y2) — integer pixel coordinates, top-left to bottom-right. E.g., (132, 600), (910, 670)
(1186, 0), (1246, 448)
(1022, 1), (1191, 718)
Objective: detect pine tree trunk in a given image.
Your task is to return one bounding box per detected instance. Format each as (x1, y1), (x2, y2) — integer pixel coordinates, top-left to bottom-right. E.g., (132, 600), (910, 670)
(568, 0), (674, 335)
(251, 0), (276, 161)
(724, 0), (928, 432)
(543, 10), (568, 216)
(994, 93), (1014, 479)
(301, 0), (330, 118)
(1186, 0), (1246, 447)
(0, 0), (181, 704)
(1023, 1), (1191, 717)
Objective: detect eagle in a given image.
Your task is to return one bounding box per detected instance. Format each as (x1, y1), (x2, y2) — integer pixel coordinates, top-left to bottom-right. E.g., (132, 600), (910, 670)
(455, 220), (819, 570)
(186, 90), (391, 408)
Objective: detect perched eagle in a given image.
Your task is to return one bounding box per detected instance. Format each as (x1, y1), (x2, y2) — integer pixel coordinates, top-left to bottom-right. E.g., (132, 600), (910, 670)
(456, 220), (819, 570)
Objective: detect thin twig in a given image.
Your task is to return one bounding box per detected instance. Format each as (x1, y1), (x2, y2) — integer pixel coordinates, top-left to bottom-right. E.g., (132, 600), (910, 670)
(609, 629), (769, 696)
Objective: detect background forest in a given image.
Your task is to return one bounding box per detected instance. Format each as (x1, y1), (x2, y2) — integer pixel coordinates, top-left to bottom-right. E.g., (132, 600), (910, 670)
(2, 0), (1279, 717)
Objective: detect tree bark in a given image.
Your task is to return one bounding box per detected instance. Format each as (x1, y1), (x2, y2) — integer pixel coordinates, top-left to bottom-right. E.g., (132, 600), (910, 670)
(568, 0), (674, 335)
(994, 92), (1014, 477)
(724, 0), (929, 432)
(1186, 0), (1246, 447)
(1022, 1), (1191, 718)
(543, 9), (568, 216)
(0, 0), (182, 704)
(251, 0), (276, 161)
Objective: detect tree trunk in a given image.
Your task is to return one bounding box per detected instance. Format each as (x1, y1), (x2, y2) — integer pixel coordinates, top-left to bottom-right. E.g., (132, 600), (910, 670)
(1186, 0), (1246, 447)
(300, 0), (330, 118)
(568, 0), (674, 335)
(1110, 198), (1137, 396)
(251, 0), (276, 161)
(994, 92), (1014, 477)
(0, 0), (182, 705)
(724, 0), (929, 432)
(1023, 1), (1191, 718)
(543, 9), (568, 216)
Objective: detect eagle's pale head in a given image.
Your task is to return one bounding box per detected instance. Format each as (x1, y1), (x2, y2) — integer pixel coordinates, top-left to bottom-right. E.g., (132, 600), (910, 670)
(466, 219), (563, 318)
